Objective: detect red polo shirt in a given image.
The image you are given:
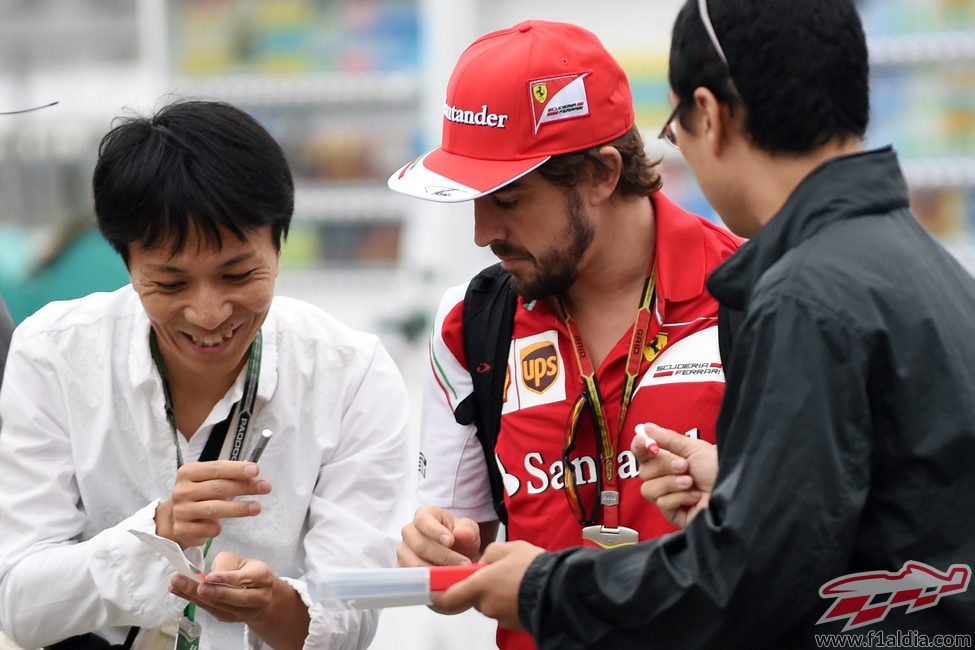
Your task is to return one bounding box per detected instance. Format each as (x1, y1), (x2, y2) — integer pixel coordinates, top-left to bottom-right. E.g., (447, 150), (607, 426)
(422, 192), (741, 650)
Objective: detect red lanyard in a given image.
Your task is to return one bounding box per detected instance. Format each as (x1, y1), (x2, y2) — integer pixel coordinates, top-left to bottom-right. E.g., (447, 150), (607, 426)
(559, 266), (655, 529)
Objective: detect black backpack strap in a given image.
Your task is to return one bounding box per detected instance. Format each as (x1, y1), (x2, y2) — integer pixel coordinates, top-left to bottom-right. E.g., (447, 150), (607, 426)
(454, 263), (517, 526)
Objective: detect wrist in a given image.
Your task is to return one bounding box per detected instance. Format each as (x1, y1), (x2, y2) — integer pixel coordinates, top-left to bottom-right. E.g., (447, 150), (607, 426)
(249, 578), (310, 650)
(154, 499), (175, 541)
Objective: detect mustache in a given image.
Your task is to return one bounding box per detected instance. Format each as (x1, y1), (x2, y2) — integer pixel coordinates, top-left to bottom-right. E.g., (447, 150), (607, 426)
(490, 242), (534, 261)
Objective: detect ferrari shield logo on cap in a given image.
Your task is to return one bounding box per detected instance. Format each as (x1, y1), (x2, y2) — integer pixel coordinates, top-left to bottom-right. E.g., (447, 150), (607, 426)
(532, 83), (548, 103)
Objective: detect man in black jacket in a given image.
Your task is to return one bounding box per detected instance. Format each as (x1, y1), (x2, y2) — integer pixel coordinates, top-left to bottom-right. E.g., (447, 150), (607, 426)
(436, 1), (975, 647)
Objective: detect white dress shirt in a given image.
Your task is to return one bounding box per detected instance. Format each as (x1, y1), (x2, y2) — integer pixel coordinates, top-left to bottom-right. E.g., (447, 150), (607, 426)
(0, 286), (410, 650)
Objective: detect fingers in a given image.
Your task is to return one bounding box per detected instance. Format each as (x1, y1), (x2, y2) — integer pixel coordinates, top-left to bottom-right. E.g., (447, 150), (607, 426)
(636, 448), (688, 482)
(169, 554), (276, 622)
(434, 571), (480, 614)
(173, 463), (272, 503)
(479, 541), (508, 563)
(436, 541), (538, 630)
(206, 553), (273, 592)
(167, 462), (272, 547)
(174, 497), (262, 523)
(641, 423), (704, 459)
(653, 488), (703, 513)
(639, 473), (695, 502)
(177, 460), (261, 482)
(412, 506), (457, 546)
(398, 507), (479, 567)
(209, 551), (246, 573)
(170, 498), (264, 547)
(399, 523), (473, 567)
(449, 518), (483, 561)
(170, 575), (269, 621)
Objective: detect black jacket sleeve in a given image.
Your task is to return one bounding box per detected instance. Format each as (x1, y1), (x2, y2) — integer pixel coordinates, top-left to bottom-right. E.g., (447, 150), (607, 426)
(520, 293), (873, 648)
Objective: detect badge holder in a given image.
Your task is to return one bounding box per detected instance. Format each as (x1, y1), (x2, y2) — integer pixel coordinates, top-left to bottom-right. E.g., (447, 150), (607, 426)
(582, 490), (640, 549)
(582, 525), (639, 549)
(129, 617), (182, 650)
(175, 615), (201, 650)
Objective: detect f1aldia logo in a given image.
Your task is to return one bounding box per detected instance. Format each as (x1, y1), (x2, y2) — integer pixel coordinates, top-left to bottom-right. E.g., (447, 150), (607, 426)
(521, 341), (559, 394)
(817, 561), (971, 631)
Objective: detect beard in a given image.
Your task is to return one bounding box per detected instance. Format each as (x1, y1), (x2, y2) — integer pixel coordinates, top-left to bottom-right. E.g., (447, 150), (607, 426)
(492, 190), (595, 302)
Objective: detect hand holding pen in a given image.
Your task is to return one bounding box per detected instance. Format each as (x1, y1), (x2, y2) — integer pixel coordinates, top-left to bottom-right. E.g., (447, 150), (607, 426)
(632, 422), (718, 530)
(155, 429), (274, 549)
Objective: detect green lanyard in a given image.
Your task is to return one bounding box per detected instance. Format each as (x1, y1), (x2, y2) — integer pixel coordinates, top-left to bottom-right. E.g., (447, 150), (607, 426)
(150, 330), (263, 623)
(150, 330), (263, 469)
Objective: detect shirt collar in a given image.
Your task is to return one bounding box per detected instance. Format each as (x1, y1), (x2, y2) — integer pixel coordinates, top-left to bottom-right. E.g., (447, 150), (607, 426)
(129, 301), (156, 390)
(707, 147), (909, 311)
(652, 191), (710, 306)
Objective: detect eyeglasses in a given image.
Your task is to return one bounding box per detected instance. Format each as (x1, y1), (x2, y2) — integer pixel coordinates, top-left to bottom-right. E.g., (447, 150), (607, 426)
(657, 0), (728, 151)
(0, 101), (59, 116)
(562, 389), (603, 525)
(657, 105), (680, 150)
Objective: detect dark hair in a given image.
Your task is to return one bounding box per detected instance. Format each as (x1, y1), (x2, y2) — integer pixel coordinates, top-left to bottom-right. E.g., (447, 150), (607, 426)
(93, 99), (294, 263)
(537, 125), (662, 198)
(669, 0), (869, 154)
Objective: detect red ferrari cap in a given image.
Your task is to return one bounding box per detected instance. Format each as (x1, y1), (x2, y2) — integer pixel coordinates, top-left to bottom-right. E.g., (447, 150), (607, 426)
(388, 20), (634, 203)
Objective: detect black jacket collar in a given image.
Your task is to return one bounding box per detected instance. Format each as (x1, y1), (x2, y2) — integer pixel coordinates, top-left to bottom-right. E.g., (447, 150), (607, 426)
(707, 146), (910, 310)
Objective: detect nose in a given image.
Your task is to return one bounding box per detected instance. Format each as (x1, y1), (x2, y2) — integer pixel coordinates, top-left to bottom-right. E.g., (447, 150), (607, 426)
(183, 284), (232, 330)
(473, 198), (505, 248)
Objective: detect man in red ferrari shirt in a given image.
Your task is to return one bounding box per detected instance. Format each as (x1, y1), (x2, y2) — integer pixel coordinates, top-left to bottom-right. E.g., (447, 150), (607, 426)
(388, 20), (739, 650)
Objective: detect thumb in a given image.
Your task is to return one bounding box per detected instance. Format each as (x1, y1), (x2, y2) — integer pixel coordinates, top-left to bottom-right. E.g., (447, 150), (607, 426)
(210, 550), (244, 572)
(452, 518), (483, 559)
(454, 517), (481, 541)
(643, 423), (700, 460)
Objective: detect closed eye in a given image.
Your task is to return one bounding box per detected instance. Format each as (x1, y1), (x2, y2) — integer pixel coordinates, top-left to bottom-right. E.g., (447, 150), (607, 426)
(491, 195), (518, 210)
(224, 270), (256, 282)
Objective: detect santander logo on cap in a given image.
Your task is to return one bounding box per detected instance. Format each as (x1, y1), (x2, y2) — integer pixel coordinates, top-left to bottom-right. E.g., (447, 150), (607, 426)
(387, 20), (634, 203)
(443, 101), (510, 129)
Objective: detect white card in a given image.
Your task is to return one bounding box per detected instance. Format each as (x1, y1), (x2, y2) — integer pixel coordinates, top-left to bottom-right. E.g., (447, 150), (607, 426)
(129, 529), (203, 582)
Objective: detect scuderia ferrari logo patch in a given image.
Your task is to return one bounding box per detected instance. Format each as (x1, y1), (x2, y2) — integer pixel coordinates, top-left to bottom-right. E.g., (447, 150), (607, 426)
(528, 73), (590, 133)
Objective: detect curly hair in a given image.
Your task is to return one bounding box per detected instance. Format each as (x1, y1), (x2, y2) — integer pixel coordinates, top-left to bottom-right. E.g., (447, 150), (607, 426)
(537, 125), (662, 198)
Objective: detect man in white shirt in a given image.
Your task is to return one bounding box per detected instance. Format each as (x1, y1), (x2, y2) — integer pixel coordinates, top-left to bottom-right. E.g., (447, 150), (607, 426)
(0, 100), (410, 650)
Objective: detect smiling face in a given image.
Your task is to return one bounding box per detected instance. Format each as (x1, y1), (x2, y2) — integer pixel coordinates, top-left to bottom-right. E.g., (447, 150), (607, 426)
(128, 224), (280, 388)
(473, 172), (595, 302)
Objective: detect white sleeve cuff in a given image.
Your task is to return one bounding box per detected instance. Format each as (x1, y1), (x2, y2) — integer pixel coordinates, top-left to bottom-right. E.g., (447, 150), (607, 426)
(244, 576), (378, 650)
(88, 499), (188, 624)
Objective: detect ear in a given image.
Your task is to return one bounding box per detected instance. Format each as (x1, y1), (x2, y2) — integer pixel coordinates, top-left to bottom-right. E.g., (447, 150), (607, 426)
(691, 87), (734, 156)
(588, 145), (623, 204)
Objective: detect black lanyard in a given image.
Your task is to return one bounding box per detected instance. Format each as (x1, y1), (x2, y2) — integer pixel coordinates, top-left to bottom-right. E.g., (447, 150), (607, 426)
(150, 330), (263, 467)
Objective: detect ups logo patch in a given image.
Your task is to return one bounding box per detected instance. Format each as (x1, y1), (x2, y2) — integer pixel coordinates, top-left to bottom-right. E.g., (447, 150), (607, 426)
(521, 341), (560, 394)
